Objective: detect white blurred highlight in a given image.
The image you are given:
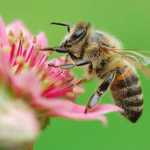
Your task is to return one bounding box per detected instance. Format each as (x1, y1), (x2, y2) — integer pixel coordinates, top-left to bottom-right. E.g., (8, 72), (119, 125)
(0, 101), (40, 150)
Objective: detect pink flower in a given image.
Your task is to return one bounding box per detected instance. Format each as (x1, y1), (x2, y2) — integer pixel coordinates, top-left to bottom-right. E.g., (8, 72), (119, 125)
(0, 16), (122, 150)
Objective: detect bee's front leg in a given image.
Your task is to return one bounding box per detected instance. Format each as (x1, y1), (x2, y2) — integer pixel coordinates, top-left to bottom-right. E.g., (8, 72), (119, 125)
(41, 47), (78, 61)
(85, 70), (116, 113)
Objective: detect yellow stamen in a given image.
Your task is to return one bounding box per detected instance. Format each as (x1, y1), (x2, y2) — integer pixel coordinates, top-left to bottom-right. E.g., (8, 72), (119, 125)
(1, 46), (11, 53)
(66, 92), (75, 99)
(73, 86), (85, 94)
(8, 30), (15, 37)
(24, 41), (29, 49)
(32, 35), (37, 44)
(55, 81), (62, 87)
(16, 56), (25, 64)
(18, 30), (23, 40)
(7, 35), (16, 44)
(21, 37), (25, 45)
(36, 44), (42, 50)
(35, 44), (42, 55)
(0, 38), (2, 44)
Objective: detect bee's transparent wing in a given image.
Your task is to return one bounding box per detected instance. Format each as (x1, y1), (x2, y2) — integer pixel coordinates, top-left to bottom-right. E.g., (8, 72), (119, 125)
(110, 48), (150, 77)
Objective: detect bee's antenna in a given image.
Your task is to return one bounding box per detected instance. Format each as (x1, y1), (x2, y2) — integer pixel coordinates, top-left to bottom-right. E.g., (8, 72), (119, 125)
(50, 22), (70, 32)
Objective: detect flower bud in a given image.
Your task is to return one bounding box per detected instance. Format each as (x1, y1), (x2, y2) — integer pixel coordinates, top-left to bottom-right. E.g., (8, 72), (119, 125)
(0, 101), (40, 150)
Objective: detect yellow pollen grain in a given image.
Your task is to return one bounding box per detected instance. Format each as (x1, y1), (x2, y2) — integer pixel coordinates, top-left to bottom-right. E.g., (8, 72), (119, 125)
(2, 46), (11, 53)
(66, 92), (75, 99)
(8, 30), (15, 37)
(18, 30), (23, 40)
(16, 56), (25, 64)
(32, 35), (37, 44)
(35, 44), (42, 55)
(73, 86), (85, 95)
(0, 38), (2, 44)
(48, 51), (53, 55)
(36, 44), (42, 50)
(21, 37), (25, 45)
(35, 50), (39, 56)
(7, 35), (16, 44)
(24, 41), (29, 49)
(55, 81), (62, 87)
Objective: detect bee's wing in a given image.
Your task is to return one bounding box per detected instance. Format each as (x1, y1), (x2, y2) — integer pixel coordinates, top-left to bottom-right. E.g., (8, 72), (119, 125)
(110, 48), (150, 77)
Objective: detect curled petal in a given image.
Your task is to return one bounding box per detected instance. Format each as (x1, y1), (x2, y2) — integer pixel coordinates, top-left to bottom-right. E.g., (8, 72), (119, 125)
(59, 103), (122, 125)
(88, 104), (123, 115)
(35, 99), (122, 125)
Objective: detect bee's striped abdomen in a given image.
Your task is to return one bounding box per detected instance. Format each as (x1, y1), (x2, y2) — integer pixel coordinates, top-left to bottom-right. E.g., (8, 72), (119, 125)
(110, 65), (143, 123)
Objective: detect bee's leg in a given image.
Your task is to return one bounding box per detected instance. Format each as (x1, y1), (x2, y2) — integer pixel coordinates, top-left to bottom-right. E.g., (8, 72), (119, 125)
(48, 63), (75, 69)
(75, 78), (87, 86)
(75, 60), (91, 66)
(85, 71), (116, 113)
(49, 60), (92, 70)
(41, 47), (78, 61)
(65, 54), (69, 63)
(42, 47), (93, 71)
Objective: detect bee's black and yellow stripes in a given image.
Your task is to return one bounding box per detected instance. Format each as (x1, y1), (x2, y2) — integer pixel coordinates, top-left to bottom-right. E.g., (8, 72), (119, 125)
(110, 66), (143, 123)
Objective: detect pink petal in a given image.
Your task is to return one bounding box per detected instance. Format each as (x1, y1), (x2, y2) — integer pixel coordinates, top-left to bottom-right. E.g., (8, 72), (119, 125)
(12, 71), (42, 98)
(35, 99), (122, 125)
(34, 32), (48, 61)
(57, 103), (122, 125)
(25, 33), (48, 63)
(6, 21), (31, 38)
(35, 32), (48, 48)
(56, 104), (122, 124)
(0, 16), (8, 46)
(0, 50), (11, 82)
(31, 99), (74, 113)
(88, 104), (123, 115)
(60, 111), (108, 124)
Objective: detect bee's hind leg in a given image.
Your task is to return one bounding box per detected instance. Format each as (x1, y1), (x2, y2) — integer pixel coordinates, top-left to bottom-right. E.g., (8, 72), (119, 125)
(49, 59), (92, 70)
(85, 70), (116, 113)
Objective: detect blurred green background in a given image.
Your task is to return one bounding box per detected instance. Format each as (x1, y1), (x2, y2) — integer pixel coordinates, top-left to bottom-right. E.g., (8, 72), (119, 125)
(1, 0), (150, 150)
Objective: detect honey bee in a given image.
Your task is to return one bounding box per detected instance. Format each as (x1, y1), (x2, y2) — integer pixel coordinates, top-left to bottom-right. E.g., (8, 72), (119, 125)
(41, 21), (150, 123)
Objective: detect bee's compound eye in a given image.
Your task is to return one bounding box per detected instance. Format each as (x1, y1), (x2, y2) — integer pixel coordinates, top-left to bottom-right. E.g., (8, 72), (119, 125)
(72, 29), (86, 40)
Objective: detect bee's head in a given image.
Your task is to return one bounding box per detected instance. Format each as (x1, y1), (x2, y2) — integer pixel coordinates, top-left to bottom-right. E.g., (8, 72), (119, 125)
(51, 22), (92, 53)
